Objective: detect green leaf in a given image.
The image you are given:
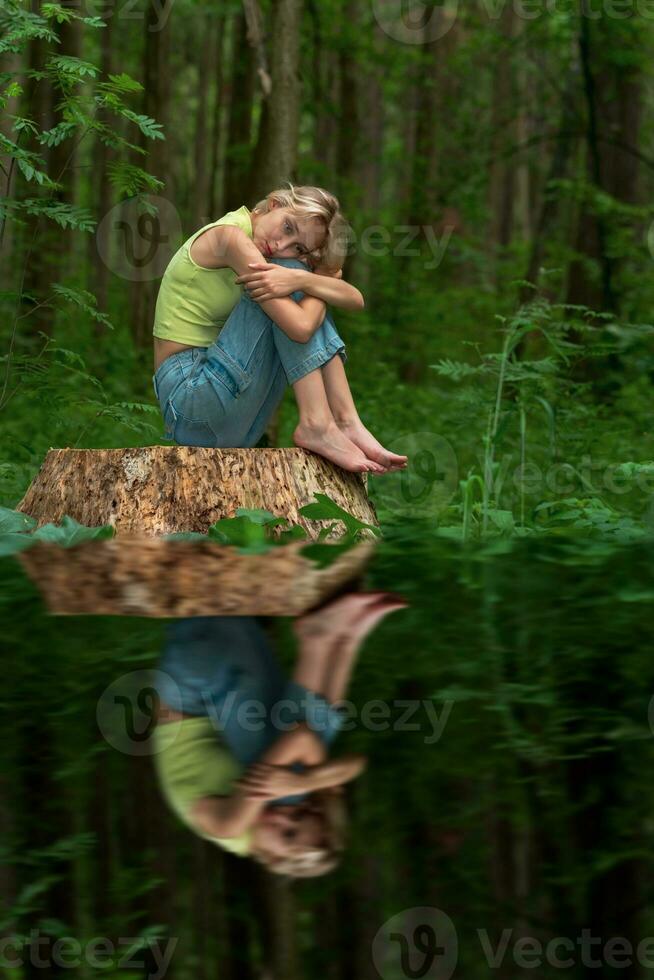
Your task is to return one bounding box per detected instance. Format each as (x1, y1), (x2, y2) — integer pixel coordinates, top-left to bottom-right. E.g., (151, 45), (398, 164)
(207, 516), (271, 554)
(430, 358), (481, 381)
(487, 509), (515, 533)
(106, 161), (164, 196)
(46, 54), (98, 78)
(104, 72), (144, 94)
(120, 109), (165, 141)
(11, 115), (39, 137)
(234, 507), (288, 527)
(19, 199), (94, 230)
(0, 506), (36, 534)
(298, 493), (380, 538)
(37, 120), (76, 147)
(276, 524), (308, 545)
(51, 283), (113, 328)
(0, 532), (35, 557)
(300, 538), (357, 569)
(31, 515), (115, 547)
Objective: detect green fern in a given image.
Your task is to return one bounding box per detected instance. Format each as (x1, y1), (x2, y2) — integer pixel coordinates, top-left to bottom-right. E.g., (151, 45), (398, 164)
(46, 55), (98, 79)
(120, 109), (165, 142)
(106, 161), (164, 197)
(430, 358), (482, 381)
(21, 200), (95, 232)
(50, 284), (114, 330)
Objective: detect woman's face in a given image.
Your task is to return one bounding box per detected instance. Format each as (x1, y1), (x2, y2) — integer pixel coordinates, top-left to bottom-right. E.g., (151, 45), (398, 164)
(252, 201), (325, 261)
(253, 803), (326, 858)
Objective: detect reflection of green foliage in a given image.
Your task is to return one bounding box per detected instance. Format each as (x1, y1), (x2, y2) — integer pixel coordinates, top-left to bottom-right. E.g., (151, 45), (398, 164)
(0, 506), (115, 555)
(0, 495), (377, 568)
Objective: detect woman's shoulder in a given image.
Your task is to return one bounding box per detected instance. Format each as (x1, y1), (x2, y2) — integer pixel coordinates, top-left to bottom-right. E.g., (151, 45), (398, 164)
(188, 205), (252, 244)
(181, 205), (253, 271)
(213, 204), (252, 236)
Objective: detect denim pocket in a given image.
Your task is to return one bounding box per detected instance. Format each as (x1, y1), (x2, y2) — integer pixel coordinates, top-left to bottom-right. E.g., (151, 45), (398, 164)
(205, 344), (252, 400)
(164, 397), (217, 448)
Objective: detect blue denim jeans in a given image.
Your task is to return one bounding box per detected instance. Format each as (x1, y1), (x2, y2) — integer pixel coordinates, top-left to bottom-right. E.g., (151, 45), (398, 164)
(156, 615), (346, 805)
(152, 257), (347, 449)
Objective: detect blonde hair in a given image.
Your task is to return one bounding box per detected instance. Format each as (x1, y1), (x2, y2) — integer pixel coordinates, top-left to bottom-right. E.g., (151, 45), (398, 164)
(250, 790), (347, 879)
(252, 181), (351, 272)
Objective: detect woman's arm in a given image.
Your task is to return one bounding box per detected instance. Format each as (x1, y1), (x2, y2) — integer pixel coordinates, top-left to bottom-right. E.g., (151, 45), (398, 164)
(237, 753), (368, 800)
(289, 267), (364, 311)
(302, 754), (367, 790)
(190, 792), (266, 840)
(257, 721), (327, 766)
(239, 262), (364, 312)
(213, 225), (327, 342)
(188, 724), (326, 838)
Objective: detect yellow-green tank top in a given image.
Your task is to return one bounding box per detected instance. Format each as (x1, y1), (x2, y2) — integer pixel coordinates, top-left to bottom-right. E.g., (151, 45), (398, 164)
(153, 716), (252, 856)
(152, 204), (253, 347)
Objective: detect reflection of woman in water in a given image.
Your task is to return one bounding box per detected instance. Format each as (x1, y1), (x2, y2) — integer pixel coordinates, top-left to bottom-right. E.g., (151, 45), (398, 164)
(153, 593), (405, 878)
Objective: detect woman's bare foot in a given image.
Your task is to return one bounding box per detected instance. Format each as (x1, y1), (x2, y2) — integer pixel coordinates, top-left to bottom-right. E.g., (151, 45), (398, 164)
(293, 591), (407, 649)
(335, 418), (408, 472)
(294, 421), (385, 473)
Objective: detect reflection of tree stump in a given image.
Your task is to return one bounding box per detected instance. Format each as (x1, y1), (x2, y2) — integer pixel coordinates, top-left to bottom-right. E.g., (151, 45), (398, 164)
(16, 447), (379, 617)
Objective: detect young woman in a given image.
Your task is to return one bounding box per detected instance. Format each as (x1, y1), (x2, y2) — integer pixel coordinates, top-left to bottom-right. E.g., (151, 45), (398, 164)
(152, 183), (407, 474)
(153, 592), (407, 877)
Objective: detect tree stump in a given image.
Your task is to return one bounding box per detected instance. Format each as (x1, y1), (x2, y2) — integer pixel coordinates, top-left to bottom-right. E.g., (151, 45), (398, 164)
(15, 447), (379, 617)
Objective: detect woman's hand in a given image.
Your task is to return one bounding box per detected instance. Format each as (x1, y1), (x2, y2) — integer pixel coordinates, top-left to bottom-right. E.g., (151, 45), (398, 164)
(234, 763), (308, 800)
(235, 262), (306, 303)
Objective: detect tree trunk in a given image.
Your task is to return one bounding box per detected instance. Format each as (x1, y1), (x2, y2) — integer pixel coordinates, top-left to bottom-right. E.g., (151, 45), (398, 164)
(248, 0), (302, 204)
(566, 16), (641, 315)
(87, 7), (114, 325)
(223, 9), (257, 210)
(18, 0), (55, 339)
(16, 446), (378, 535)
(0, 49), (22, 280)
(191, 10), (216, 231)
(335, 0), (360, 208)
(520, 62), (578, 304)
(208, 11), (230, 219)
(309, 1), (339, 183)
(257, 871), (300, 980)
(129, 0), (175, 349)
(488, 4), (517, 264)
